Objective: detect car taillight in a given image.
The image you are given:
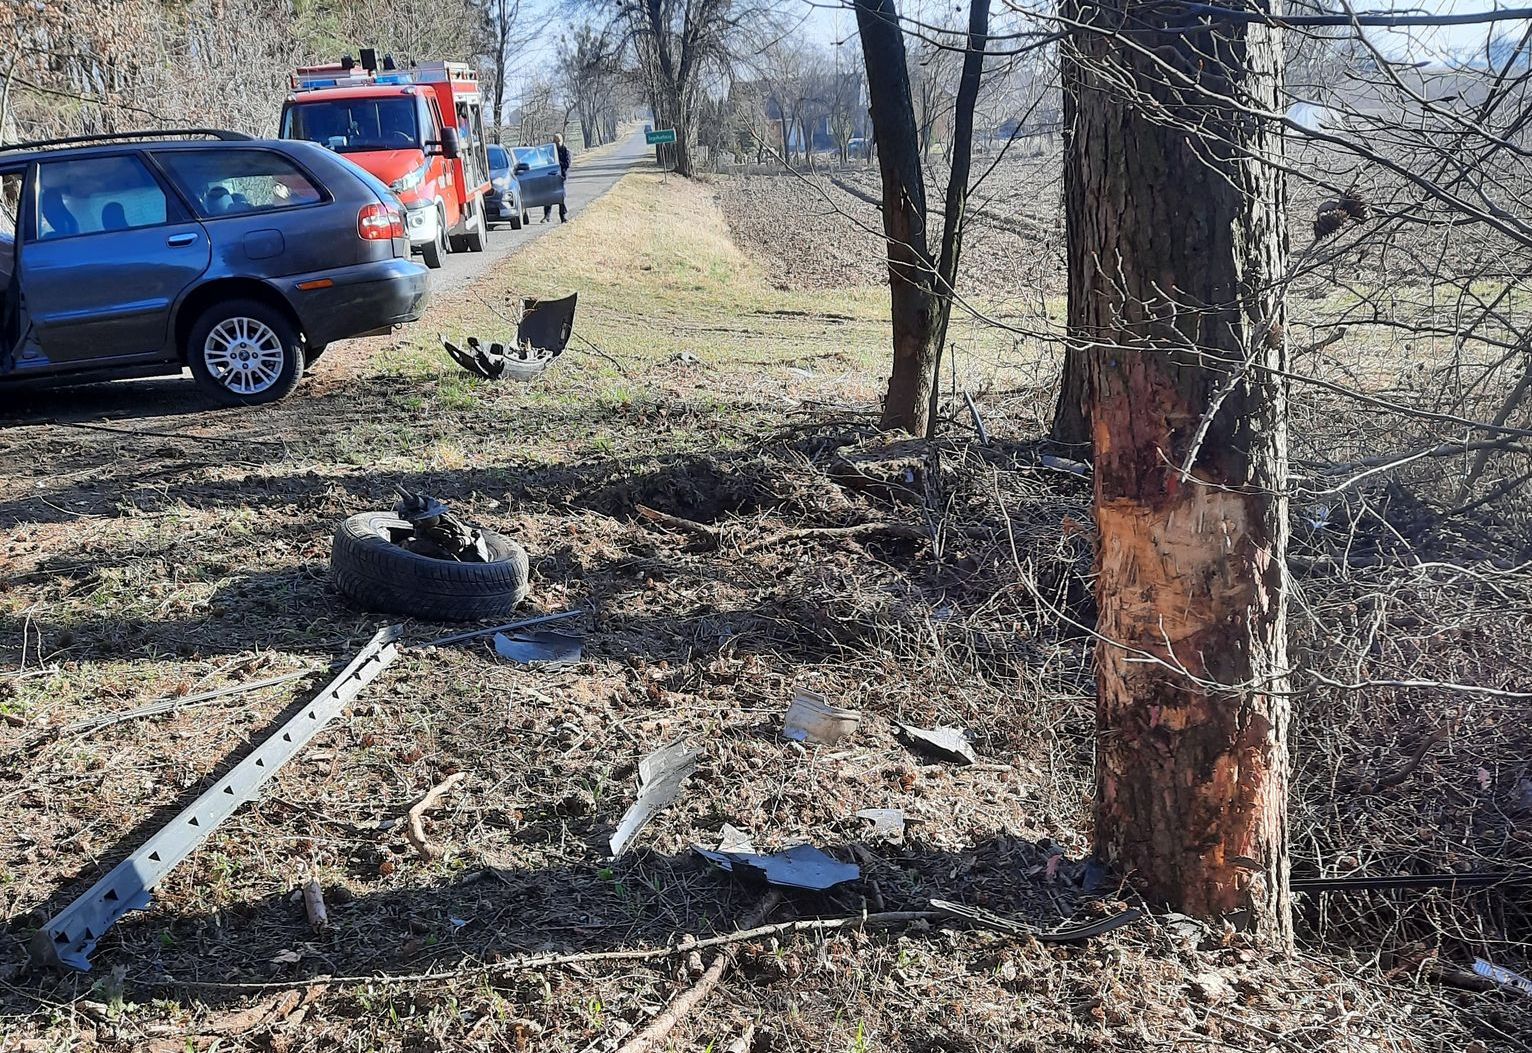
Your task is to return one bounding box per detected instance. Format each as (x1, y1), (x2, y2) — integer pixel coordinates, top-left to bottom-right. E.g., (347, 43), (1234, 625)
(358, 203), (403, 240)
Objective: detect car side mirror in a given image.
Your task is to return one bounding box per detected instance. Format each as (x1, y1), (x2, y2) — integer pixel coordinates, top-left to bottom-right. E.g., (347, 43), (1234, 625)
(430, 128), (461, 159)
(513, 162), (530, 174)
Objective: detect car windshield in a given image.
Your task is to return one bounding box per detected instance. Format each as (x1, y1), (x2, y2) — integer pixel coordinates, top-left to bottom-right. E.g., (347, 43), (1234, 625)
(282, 98), (420, 153)
(487, 145), (509, 170)
(512, 145), (554, 168)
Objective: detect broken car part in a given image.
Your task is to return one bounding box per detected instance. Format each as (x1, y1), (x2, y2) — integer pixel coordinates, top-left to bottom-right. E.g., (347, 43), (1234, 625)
(928, 899), (1144, 943)
(693, 844), (860, 891)
(331, 510), (529, 621)
(896, 723), (977, 765)
(610, 742), (701, 858)
(31, 626), (403, 971)
(421, 610), (583, 649)
(442, 293), (578, 381)
(493, 630), (583, 668)
(392, 485), (491, 563)
(782, 687), (861, 745)
(1472, 958), (1532, 996)
(853, 808), (906, 845)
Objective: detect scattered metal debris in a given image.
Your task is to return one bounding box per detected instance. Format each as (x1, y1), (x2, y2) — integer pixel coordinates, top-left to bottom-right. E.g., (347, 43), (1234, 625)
(782, 687), (861, 744)
(393, 485), (490, 562)
(1473, 957), (1532, 996)
(716, 824), (757, 853)
(854, 808), (906, 844)
(493, 630), (584, 668)
(963, 391), (989, 445)
(31, 626), (403, 971)
(929, 899), (1144, 942)
(442, 293), (578, 381)
(610, 742), (701, 858)
(1039, 454), (1091, 476)
(896, 723), (977, 765)
(693, 843), (860, 891)
(422, 610), (582, 648)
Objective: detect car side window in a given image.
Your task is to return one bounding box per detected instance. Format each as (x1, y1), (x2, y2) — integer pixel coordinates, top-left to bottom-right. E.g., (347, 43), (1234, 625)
(155, 149), (324, 219)
(36, 154), (173, 240)
(1, 171), (22, 240)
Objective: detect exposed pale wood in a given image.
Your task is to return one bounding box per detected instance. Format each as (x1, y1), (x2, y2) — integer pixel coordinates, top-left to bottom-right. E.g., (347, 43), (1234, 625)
(406, 771), (467, 861)
(1068, 0), (1295, 942)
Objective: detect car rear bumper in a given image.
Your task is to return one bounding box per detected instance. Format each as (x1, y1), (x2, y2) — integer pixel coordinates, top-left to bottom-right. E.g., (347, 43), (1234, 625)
(288, 258), (430, 346)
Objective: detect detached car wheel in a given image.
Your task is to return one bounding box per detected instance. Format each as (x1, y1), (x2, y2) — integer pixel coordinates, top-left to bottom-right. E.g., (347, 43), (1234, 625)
(187, 299), (304, 405)
(331, 511), (530, 621)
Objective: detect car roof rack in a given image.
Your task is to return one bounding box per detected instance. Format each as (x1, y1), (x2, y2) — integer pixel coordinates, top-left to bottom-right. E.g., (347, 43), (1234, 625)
(0, 128), (254, 154)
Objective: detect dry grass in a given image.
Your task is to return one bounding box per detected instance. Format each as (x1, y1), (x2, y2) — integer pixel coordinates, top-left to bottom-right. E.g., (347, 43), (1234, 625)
(0, 168), (1528, 1053)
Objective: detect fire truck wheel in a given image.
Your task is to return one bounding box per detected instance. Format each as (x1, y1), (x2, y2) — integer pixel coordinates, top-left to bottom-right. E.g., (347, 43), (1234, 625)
(466, 206), (487, 252)
(331, 511), (530, 621)
(421, 212), (447, 269)
(186, 299), (304, 406)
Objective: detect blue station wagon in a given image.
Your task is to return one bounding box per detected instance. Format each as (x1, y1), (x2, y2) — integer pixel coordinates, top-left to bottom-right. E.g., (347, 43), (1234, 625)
(0, 129), (429, 405)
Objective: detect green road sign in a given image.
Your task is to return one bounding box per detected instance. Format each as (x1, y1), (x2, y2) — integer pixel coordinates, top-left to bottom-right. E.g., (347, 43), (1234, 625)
(645, 128), (677, 145)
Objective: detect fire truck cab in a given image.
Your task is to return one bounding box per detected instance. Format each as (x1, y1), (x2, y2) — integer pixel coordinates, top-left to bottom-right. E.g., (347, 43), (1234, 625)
(280, 54), (492, 269)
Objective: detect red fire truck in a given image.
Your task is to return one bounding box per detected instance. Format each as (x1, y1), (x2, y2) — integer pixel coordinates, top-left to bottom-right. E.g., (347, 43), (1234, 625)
(280, 52), (492, 269)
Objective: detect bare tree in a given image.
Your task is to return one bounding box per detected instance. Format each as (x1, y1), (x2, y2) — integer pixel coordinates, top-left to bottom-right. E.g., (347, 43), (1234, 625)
(611, 0), (749, 177)
(853, 0), (990, 435)
(559, 24), (622, 149)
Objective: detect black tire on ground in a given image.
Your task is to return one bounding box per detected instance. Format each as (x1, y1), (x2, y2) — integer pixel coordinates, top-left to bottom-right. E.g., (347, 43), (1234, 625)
(186, 297), (305, 406)
(331, 512), (530, 621)
(421, 214), (447, 269)
(509, 210), (523, 230)
(465, 205), (487, 252)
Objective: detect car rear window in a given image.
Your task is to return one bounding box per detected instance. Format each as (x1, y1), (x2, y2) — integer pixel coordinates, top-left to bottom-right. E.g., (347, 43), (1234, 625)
(156, 149), (325, 219)
(36, 154), (174, 240)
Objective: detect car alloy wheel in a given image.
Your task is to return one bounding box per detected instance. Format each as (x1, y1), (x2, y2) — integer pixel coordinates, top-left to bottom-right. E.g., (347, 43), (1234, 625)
(203, 316), (287, 395)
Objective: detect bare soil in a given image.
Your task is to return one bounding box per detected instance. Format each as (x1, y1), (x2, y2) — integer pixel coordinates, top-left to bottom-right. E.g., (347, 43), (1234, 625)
(1, 173), (1529, 1053)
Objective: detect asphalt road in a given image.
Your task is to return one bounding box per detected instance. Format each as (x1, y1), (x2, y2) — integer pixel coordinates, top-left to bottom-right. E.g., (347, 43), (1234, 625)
(432, 129), (653, 292)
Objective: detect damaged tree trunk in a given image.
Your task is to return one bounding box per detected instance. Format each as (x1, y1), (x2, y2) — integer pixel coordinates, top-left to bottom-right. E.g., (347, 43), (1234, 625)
(1070, 0), (1294, 942)
(854, 0), (939, 435)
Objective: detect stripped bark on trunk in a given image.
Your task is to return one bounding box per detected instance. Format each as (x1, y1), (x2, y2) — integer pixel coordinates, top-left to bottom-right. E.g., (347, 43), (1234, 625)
(1068, 0), (1295, 942)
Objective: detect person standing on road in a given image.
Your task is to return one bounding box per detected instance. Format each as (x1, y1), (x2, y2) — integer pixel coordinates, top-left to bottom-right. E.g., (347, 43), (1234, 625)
(542, 133), (571, 224)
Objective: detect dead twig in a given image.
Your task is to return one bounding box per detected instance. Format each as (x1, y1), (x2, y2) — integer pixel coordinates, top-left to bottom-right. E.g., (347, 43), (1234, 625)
(147, 906), (946, 991)
(406, 772), (467, 861)
(302, 876), (328, 932)
(737, 520), (927, 554)
(1360, 713), (1462, 794)
(614, 890), (782, 1053)
(635, 504), (722, 548)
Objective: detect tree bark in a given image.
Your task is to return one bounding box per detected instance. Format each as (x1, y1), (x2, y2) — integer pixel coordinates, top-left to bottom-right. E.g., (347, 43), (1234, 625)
(926, 0), (990, 437)
(1070, 0), (1294, 943)
(854, 0), (939, 435)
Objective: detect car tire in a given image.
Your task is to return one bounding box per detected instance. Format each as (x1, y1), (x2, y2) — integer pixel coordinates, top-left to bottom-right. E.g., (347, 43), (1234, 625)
(186, 298), (304, 406)
(465, 205), (487, 252)
(421, 212), (447, 269)
(331, 511), (530, 621)
(509, 211), (523, 230)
